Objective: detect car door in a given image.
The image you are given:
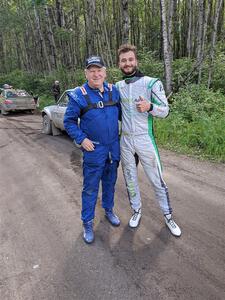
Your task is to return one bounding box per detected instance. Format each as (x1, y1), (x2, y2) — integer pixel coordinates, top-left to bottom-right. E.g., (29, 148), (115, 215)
(51, 92), (69, 130)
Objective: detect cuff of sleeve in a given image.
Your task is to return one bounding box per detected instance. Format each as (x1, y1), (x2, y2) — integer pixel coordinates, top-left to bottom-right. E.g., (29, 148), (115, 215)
(73, 140), (82, 148)
(147, 103), (154, 112)
(75, 134), (87, 146)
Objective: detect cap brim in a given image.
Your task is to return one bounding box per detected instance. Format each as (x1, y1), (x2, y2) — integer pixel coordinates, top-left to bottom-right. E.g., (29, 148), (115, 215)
(86, 63), (104, 69)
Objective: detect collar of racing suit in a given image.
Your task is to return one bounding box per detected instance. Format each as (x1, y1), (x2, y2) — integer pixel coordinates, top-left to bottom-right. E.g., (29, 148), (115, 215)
(123, 69), (144, 84)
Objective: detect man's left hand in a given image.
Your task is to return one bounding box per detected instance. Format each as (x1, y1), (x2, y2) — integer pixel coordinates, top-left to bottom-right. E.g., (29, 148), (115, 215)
(136, 96), (151, 113)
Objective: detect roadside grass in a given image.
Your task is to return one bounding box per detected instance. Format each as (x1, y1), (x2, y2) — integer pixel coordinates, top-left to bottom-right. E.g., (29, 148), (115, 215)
(155, 115), (225, 162)
(154, 85), (225, 162)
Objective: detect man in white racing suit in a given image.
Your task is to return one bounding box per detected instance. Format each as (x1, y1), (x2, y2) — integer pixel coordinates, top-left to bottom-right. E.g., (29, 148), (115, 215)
(116, 44), (181, 237)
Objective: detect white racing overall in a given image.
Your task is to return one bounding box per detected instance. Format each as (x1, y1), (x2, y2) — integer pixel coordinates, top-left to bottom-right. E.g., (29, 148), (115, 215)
(117, 76), (172, 215)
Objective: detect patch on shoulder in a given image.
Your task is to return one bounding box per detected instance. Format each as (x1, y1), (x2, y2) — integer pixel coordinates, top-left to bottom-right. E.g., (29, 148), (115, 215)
(158, 82), (164, 92)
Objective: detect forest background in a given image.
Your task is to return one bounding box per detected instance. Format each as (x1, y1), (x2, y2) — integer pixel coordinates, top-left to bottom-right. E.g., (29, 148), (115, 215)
(0, 0), (224, 162)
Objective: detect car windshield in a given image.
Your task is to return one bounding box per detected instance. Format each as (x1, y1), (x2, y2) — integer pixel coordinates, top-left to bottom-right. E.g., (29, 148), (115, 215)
(6, 90), (31, 98)
(6, 91), (17, 98)
(58, 93), (69, 106)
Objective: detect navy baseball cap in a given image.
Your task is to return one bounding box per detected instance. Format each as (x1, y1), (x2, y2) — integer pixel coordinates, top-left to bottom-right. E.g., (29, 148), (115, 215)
(85, 56), (105, 69)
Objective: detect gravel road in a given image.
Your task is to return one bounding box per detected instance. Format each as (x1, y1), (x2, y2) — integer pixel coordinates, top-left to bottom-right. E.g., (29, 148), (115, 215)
(0, 113), (224, 300)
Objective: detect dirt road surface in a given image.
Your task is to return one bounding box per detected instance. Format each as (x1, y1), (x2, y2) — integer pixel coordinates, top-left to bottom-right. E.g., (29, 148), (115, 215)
(0, 113), (224, 300)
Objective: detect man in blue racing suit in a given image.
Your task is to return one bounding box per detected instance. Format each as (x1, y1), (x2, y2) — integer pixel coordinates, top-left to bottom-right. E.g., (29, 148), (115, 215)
(64, 56), (121, 244)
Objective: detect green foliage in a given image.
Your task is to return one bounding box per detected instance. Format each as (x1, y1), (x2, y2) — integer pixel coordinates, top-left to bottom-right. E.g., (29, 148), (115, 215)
(172, 58), (195, 89)
(107, 68), (122, 84)
(72, 69), (86, 86)
(55, 27), (73, 42)
(138, 51), (164, 79)
(155, 85), (225, 162)
(210, 53), (225, 94)
(38, 95), (55, 110)
(0, 69), (51, 96)
(171, 52), (225, 94)
(171, 84), (225, 120)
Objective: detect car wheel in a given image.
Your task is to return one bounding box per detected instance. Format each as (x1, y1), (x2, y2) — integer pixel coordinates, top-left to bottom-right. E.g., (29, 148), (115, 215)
(0, 108), (9, 115)
(42, 114), (52, 135)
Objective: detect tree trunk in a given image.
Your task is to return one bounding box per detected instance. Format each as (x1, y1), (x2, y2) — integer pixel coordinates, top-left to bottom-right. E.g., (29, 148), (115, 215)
(33, 3), (51, 72)
(72, 1), (81, 67)
(55, 0), (65, 27)
(168, 0), (175, 62)
(160, 0), (173, 94)
(26, 11), (42, 72)
(121, 0), (129, 43)
(196, 0), (204, 62)
(84, 0), (96, 56)
(23, 27), (33, 73)
(198, 0), (210, 84)
(186, 0), (192, 58)
(44, 5), (57, 70)
(208, 0), (223, 88)
(0, 32), (5, 73)
(100, 4), (114, 67)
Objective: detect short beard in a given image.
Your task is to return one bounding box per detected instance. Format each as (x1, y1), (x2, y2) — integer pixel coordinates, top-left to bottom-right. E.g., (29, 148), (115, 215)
(121, 66), (137, 76)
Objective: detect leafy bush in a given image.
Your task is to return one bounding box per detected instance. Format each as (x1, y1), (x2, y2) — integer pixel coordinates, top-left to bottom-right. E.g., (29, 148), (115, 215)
(155, 85), (225, 161)
(209, 53), (225, 94)
(171, 84), (224, 119)
(172, 58), (196, 90)
(107, 68), (122, 83)
(138, 51), (164, 79)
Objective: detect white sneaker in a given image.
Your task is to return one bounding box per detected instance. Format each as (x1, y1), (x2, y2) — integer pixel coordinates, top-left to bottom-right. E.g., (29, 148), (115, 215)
(164, 214), (181, 237)
(129, 208), (141, 228)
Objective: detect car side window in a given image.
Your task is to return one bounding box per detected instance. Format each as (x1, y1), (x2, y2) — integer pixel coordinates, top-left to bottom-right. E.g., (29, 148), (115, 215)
(59, 94), (69, 107)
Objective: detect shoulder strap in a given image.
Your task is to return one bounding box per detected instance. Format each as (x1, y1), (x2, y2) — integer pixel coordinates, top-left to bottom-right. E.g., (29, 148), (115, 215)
(80, 86), (92, 105)
(79, 84), (117, 116)
(108, 83), (112, 90)
(108, 83), (112, 101)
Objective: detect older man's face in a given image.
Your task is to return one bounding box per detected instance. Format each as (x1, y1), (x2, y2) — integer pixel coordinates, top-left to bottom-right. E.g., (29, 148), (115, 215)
(85, 66), (106, 90)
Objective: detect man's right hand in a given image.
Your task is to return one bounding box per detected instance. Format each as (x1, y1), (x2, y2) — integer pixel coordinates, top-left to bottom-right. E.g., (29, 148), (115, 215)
(81, 138), (95, 151)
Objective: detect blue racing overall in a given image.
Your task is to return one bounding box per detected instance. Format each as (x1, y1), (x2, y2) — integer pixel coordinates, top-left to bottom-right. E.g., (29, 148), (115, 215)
(64, 82), (120, 223)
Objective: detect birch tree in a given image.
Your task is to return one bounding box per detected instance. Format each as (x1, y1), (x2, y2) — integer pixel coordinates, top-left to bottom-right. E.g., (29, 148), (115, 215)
(33, 2), (51, 72)
(160, 0), (173, 94)
(208, 0), (224, 88)
(84, 0), (96, 56)
(56, 0), (65, 27)
(121, 0), (129, 43)
(196, 0), (204, 80)
(44, 4), (57, 69)
(186, 0), (192, 58)
(198, 0), (210, 84)
(0, 0), (224, 80)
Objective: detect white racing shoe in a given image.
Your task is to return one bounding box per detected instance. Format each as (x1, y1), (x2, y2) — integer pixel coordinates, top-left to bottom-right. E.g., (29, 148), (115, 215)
(129, 208), (141, 228)
(164, 214), (181, 237)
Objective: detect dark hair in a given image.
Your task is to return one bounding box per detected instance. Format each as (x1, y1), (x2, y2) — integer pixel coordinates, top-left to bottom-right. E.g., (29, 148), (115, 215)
(117, 44), (137, 60)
